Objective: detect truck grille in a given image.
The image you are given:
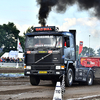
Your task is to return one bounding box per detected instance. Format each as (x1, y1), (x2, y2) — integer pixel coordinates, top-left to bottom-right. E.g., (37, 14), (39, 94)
(32, 65), (54, 70)
(26, 54), (34, 63)
(26, 53), (60, 64)
(35, 54), (52, 62)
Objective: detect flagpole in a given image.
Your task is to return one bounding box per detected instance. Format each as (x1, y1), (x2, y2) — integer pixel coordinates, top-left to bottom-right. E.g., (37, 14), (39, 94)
(16, 38), (23, 68)
(16, 51), (19, 68)
(16, 38), (19, 68)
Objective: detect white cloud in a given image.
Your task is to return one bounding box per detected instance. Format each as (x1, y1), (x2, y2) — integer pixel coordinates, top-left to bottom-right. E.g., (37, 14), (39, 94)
(59, 18), (77, 31)
(16, 24), (33, 36)
(79, 17), (98, 27)
(59, 17), (100, 52)
(16, 23), (41, 36)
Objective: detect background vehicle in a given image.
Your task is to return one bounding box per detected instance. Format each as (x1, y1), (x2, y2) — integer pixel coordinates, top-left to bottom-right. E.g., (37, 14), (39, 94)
(24, 26), (94, 86)
(80, 57), (100, 79)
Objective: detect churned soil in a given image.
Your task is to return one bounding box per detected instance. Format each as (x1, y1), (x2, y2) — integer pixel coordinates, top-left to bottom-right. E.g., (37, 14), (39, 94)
(0, 67), (24, 73)
(0, 68), (100, 100)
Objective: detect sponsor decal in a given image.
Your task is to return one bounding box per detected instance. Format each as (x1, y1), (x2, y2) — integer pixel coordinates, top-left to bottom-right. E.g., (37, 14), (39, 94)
(53, 50), (60, 53)
(38, 51), (47, 53)
(34, 36), (53, 38)
(36, 27), (52, 31)
(31, 51), (37, 53)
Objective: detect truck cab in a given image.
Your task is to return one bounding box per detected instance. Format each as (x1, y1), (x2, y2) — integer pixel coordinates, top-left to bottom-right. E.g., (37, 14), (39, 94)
(24, 26), (93, 86)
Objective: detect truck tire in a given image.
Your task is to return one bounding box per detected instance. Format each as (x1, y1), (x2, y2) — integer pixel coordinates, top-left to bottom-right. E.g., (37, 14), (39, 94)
(86, 70), (94, 86)
(65, 68), (73, 87)
(30, 75), (40, 86)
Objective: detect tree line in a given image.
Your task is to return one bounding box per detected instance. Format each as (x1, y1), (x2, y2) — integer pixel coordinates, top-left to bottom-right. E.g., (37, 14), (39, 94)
(0, 22), (100, 58)
(0, 22), (34, 57)
(76, 45), (100, 59)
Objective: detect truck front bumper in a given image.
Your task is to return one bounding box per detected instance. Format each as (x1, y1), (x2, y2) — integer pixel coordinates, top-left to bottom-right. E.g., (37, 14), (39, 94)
(24, 69), (65, 76)
(24, 64), (65, 76)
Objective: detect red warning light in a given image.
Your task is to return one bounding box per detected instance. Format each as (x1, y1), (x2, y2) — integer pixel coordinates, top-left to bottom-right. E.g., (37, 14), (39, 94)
(36, 28), (52, 31)
(34, 26), (55, 32)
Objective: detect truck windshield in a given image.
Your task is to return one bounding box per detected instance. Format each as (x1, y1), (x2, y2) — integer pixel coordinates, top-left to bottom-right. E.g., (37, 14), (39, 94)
(26, 35), (62, 48)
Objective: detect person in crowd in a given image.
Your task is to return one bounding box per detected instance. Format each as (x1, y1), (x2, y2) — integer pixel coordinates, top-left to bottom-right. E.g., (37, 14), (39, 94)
(0, 57), (2, 62)
(6, 57), (10, 62)
(0, 57), (24, 63)
(1, 57), (5, 62)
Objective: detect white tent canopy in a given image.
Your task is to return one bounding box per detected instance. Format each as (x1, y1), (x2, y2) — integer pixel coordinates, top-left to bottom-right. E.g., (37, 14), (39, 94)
(1, 52), (24, 59)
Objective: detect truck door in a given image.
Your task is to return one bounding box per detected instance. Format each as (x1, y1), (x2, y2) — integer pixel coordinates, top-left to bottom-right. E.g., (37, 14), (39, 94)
(69, 36), (75, 60)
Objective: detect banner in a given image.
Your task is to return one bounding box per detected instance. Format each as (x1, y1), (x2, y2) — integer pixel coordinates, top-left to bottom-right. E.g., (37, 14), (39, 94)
(9, 50), (18, 59)
(17, 38), (23, 52)
(79, 41), (83, 54)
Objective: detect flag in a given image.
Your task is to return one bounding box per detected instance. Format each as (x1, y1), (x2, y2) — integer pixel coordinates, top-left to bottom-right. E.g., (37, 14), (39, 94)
(79, 41), (83, 54)
(17, 38), (23, 52)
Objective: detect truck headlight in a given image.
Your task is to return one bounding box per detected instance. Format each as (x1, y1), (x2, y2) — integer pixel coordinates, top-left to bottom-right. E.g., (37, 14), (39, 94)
(56, 65), (65, 69)
(27, 71), (30, 74)
(56, 66), (60, 69)
(26, 66), (31, 69)
(56, 72), (60, 74)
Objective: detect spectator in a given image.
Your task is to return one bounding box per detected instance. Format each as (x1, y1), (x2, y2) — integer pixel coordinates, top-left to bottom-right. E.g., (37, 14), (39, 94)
(19, 58), (22, 62)
(0, 57), (24, 63)
(1, 57), (5, 62)
(6, 57), (10, 62)
(0, 58), (2, 62)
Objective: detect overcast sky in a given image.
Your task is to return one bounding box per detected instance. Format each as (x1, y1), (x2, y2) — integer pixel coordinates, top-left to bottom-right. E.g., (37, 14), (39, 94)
(0, 0), (100, 53)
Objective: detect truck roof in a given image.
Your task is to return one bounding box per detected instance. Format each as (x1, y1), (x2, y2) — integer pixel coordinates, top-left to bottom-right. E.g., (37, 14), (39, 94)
(25, 31), (73, 36)
(25, 26), (76, 37)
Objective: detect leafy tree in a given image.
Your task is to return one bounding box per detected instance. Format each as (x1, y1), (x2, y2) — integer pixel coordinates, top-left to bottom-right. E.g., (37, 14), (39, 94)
(89, 48), (96, 56)
(76, 45), (96, 57)
(97, 48), (100, 56)
(81, 46), (96, 57)
(76, 45), (79, 51)
(81, 46), (89, 56)
(0, 22), (20, 52)
(76, 45), (79, 59)
(23, 26), (34, 35)
(0, 28), (6, 48)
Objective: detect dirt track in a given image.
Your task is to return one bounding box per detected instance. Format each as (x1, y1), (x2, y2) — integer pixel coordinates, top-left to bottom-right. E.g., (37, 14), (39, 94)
(0, 68), (100, 100)
(0, 68), (24, 73)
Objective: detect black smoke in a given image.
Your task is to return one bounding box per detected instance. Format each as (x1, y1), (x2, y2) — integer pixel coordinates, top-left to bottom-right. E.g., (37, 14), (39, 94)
(77, 0), (100, 18)
(36, 0), (100, 26)
(36, 0), (58, 26)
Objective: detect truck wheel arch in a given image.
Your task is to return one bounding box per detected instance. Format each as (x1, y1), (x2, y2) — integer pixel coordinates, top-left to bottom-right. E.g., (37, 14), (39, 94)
(66, 61), (75, 76)
(65, 61), (75, 86)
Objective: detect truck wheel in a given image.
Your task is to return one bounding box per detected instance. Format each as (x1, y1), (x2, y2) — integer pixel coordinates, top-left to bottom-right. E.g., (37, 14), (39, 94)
(86, 71), (93, 86)
(30, 75), (40, 86)
(65, 68), (73, 87)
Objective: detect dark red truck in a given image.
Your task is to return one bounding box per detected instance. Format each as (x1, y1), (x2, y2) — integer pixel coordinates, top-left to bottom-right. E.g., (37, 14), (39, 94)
(80, 57), (100, 78)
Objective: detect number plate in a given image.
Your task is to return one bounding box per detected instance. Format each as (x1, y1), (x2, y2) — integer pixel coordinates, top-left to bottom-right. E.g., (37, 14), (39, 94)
(38, 71), (47, 74)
